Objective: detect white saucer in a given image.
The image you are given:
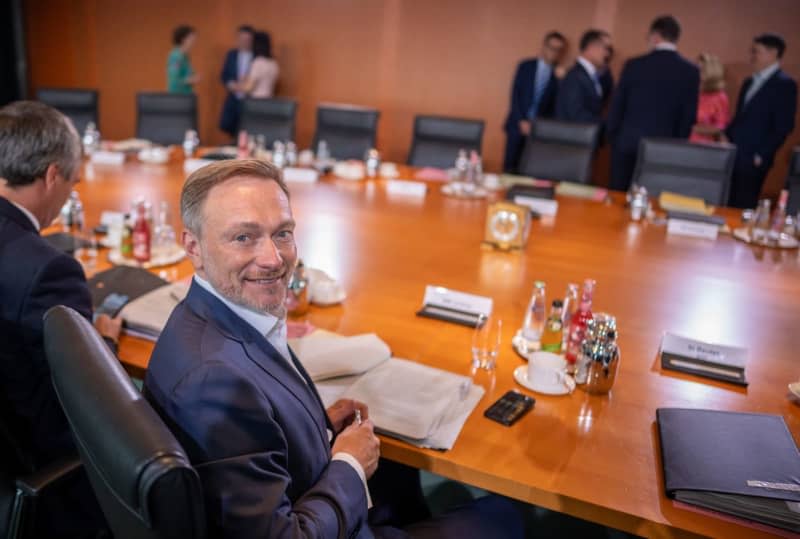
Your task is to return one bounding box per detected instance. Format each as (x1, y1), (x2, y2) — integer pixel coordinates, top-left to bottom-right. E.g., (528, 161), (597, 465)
(513, 365), (575, 396)
(789, 382), (800, 400)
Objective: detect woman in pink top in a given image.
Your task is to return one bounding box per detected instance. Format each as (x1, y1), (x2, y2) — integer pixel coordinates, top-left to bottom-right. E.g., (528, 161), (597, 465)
(235, 31), (279, 98)
(690, 53), (729, 143)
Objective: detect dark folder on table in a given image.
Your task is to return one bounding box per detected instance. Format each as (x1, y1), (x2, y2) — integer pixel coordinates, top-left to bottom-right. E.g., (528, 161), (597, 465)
(656, 408), (800, 534)
(87, 266), (168, 308)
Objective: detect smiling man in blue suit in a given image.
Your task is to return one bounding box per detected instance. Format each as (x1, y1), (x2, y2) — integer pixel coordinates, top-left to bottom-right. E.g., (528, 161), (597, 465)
(144, 159), (523, 538)
(725, 33), (797, 209)
(503, 31), (567, 172)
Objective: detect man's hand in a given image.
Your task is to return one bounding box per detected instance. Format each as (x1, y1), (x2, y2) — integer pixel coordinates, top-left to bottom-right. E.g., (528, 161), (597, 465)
(331, 420), (380, 478)
(94, 314), (122, 343)
(518, 120), (532, 136)
(327, 398), (369, 433)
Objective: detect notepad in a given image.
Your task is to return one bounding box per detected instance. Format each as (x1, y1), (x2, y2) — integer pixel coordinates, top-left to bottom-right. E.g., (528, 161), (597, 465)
(118, 282), (189, 340)
(289, 332), (391, 381)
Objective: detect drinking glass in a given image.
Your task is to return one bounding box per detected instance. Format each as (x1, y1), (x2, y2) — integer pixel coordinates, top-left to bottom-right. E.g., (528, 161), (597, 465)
(471, 316), (502, 372)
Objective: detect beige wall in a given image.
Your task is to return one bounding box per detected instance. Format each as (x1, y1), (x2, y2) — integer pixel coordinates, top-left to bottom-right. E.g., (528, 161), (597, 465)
(25, 0), (800, 195)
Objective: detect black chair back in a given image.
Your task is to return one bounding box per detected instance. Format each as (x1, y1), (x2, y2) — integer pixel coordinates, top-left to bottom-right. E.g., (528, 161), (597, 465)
(43, 306), (206, 539)
(36, 88), (98, 134)
(311, 104), (380, 160)
(786, 148), (800, 215)
(632, 138), (736, 205)
(407, 115), (485, 169)
(136, 93), (197, 146)
(518, 119), (600, 184)
(239, 97), (297, 147)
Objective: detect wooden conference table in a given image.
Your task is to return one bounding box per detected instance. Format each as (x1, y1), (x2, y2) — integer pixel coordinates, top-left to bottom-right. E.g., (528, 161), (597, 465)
(69, 155), (800, 539)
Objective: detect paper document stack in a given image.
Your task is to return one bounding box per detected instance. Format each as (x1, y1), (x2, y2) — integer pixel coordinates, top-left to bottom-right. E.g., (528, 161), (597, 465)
(119, 282), (189, 340)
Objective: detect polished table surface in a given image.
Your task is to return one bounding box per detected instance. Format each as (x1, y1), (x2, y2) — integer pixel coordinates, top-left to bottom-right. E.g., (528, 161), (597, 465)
(66, 155), (800, 539)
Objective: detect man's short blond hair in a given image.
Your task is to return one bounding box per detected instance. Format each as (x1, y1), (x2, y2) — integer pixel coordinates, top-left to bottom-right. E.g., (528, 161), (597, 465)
(180, 159), (289, 237)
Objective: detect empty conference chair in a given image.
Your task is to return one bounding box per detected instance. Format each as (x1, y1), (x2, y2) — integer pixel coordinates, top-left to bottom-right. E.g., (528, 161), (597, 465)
(632, 138), (736, 205)
(43, 306), (206, 539)
(786, 148), (800, 215)
(239, 97), (297, 147)
(136, 92), (197, 146)
(407, 115), (485, 169)
(36, 88), (98, 134)
(311, 104), (380, 160)
(518, 119), (600, 184)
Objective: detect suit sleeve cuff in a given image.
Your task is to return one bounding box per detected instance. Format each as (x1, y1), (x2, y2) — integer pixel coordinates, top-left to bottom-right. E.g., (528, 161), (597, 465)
(332, 452), (373, 508)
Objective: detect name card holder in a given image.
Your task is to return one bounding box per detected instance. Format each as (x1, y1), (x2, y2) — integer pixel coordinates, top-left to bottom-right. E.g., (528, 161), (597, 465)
(283, 167), (319, 183)
(386, 180), (427, 198)
(90, 151), (126, 166)
(666, 219), (719, 240)
(416, 286), (492, 328)
(513, 195), (559, 217)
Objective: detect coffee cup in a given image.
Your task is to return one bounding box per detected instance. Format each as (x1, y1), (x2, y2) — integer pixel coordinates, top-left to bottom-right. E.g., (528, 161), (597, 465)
(527, 351), (568, 391)
(312, 279), (343, 305)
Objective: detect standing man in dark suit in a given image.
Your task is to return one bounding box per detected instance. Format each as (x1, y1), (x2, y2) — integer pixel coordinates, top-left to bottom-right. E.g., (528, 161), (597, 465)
(219, 25), (254, 138)
(0, 101), (120, 537)
(503, 31), (567, 172)
(555, 29), (613, 125)
(145, 159), (523, 538)
(607, 16), (700, 191)
(725, 34), (797, 208)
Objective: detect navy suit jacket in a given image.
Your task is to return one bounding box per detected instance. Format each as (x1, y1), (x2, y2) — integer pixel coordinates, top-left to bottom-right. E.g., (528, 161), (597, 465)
(220, 49), (245, 135)
(725, 69), (797, 166)
(555, 62), (603, 124)
(607, 50), (700, 153)
(504, 58), (559, 133)
(144, 281), (377, 539)
(0, 196), (91, 467)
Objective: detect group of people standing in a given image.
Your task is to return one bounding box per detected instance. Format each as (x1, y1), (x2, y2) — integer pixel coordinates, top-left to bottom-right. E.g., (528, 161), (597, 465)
(504, 15), (798, 209)
(166, 24), (280, 137)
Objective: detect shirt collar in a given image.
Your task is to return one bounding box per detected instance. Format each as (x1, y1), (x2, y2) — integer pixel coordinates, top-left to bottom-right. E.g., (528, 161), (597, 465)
(193, 274), (283, 338)
(654, 42), (678, 52)
(8, 199), (40, 230)
(754, 62), (780, 82)
(576, 56), (598, 78)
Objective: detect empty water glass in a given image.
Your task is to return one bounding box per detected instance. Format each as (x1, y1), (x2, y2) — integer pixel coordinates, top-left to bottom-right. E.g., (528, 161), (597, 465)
(472, 316), (502, 372)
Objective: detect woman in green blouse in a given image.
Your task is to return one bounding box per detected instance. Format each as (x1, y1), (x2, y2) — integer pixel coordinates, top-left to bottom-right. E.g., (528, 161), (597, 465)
(167, 25), (198, 94)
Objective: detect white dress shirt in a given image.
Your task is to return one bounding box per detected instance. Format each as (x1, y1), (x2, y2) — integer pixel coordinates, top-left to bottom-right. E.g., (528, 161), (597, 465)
(744, 62), (780, 105)
(192, 274), (372, 506)
(654, 42), (678, 52)
(235, 50), (253, 98)
(577, 56), (602, 96)
(8, 199), (40, 230)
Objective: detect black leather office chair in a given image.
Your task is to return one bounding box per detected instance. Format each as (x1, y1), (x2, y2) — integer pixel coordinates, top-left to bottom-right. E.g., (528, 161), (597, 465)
(311, 104), (380, 160)
(36, 88), (99, 134)
(518, 119), (600, 184)
(136, 92), (197, 146)
(43, 306), (206, 539)
(0, 402), (81, 539)
(786, 147), (800, 215)
(407, 115), (485, 169)
(632, 138), (736, 205)
(239, 97), (298, 147)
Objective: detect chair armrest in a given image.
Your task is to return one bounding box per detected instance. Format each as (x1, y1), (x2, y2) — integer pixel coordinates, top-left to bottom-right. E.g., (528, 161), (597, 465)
(15, 457), (82, 497)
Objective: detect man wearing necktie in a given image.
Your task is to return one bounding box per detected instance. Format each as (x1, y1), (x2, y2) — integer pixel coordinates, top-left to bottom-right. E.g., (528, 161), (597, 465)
(503, 31), (567, 172)
(219, 25), (255, 138)
(724, 33), (797, 209)
(555, 29), (613, 127)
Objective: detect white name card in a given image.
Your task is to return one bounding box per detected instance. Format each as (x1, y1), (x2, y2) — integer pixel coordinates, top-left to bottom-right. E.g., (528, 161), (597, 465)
(90, 151), (125, 166)
(183, 158), (215, 174)
(283, 167), (319, 183)
(386, 180), (427, 198)
(513, 195), (559, 217)
(423, 285), (493, 317)
(667, 219), (719, 240)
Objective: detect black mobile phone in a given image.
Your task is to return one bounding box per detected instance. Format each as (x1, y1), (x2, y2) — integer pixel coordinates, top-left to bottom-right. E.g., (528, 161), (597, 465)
(483, 390), (535, 426)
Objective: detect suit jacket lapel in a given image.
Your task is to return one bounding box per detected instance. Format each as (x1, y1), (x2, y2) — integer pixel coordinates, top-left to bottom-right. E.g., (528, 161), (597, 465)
(184, 282), (331, 448)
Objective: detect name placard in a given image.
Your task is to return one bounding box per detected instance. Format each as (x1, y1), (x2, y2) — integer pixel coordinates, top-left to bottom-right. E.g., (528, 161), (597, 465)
(283, 167), (319, 183)
(513, 195), (559, 217)
(90, 151), (126, 166)
(667, 219), (719, 240)
(386, 180), (427, 198)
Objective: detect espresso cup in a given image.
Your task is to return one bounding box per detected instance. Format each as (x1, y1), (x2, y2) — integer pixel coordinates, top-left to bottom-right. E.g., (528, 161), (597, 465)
(528, 351), (568, 390)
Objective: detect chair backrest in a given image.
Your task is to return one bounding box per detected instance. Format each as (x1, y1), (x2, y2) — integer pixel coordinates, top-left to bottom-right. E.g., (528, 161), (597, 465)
(43, 306), (206, 539)
(518, 119), (600, 184)
(407, 115), (485, 169)
(786, 147), (800, 215)
(136, 93), (197, 146)
(239, 97), (297, 148)
(36, 88), (98, 134)
(311, 104), (380, 160)
(632, 138), (736, 206)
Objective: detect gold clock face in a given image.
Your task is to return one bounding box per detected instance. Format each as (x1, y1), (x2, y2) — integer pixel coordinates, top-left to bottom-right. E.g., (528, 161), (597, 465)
(489, 209), (521, 243)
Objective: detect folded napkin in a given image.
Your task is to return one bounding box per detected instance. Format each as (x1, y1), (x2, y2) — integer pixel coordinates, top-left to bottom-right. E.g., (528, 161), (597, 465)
(290, 332), (391, 381)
